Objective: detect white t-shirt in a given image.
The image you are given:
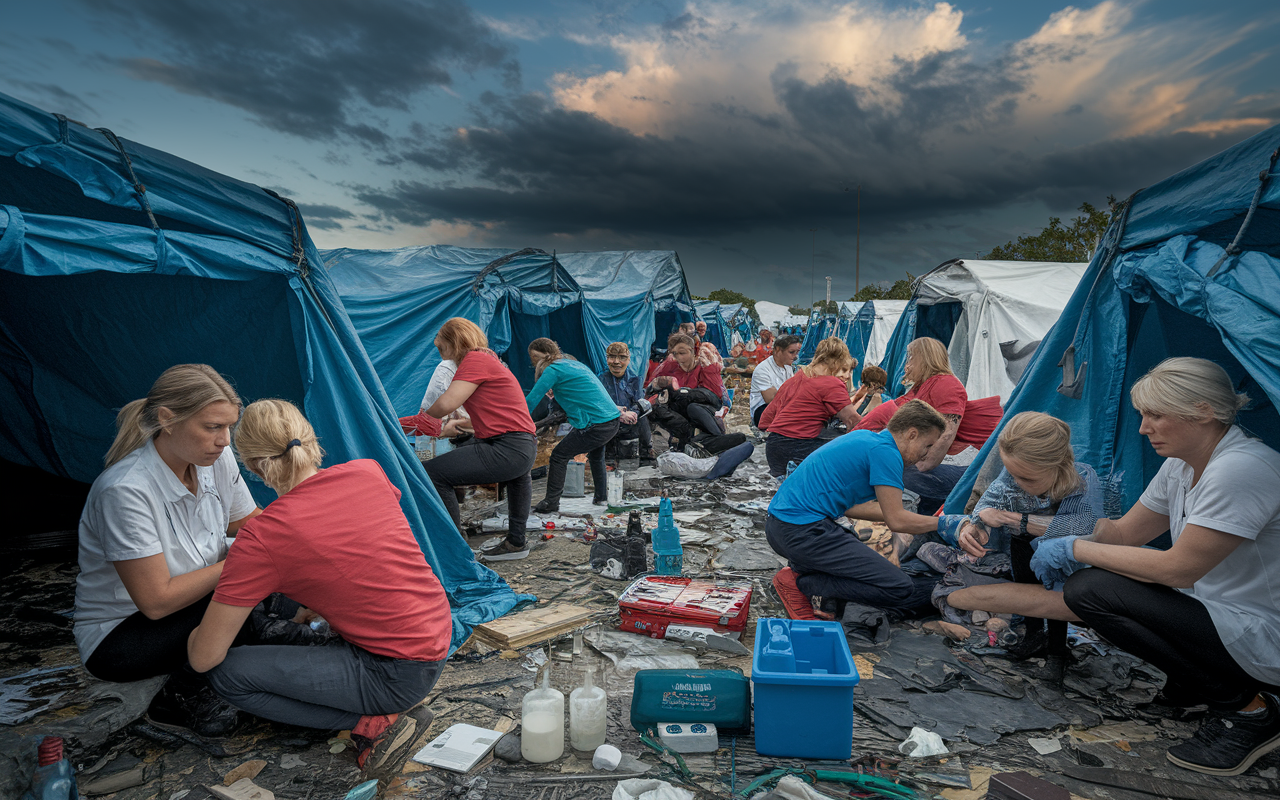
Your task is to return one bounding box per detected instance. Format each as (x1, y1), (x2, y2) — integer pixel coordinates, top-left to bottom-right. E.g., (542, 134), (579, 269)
(1139, 426), (1280, 684)
(420, 360), (458, 411)
(73, 439), (256, 661)
(750, 356), (795, 415)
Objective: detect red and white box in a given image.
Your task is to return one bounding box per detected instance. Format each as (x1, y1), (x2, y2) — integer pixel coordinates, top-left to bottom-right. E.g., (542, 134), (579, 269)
(617, 576), (753, 638)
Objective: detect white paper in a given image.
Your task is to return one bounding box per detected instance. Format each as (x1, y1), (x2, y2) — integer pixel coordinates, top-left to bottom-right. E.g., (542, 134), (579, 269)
(412, 723), (504, 773)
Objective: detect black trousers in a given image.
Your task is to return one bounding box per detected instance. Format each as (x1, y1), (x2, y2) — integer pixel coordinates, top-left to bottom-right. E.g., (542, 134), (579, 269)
(752, 404), (768, 427)
(1064, 568), (1270, 710)
(544, 419), (620, 504)
(1010, 533), (1068, 656)
(425, 431), (536, 546)
(764, 433), (827, 477)
(612, 417), (652, 451)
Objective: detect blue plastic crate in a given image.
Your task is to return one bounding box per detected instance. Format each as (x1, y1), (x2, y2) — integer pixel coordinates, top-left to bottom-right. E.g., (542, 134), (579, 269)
(751, 617), (860, 759)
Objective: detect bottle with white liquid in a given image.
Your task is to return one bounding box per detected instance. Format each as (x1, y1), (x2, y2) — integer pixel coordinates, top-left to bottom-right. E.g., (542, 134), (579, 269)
(521, 667), (565, 763)
(569, 666), (607, 751)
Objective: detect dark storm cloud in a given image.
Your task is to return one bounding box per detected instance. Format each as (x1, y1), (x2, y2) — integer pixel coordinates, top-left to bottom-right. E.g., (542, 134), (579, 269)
(79, 0), (516, 143)
(6, 81), (96, 120)
(295, 202), (356, 230)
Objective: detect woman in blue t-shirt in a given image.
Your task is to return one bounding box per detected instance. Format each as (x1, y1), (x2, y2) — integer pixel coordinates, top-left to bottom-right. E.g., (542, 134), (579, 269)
(525, 338), (621, 513)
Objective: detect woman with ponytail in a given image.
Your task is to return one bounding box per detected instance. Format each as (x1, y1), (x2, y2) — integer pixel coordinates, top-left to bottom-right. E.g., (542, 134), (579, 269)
(188, 399), (450, 783)
(75, 364), (262, 736)
(524, 338), (620, 514)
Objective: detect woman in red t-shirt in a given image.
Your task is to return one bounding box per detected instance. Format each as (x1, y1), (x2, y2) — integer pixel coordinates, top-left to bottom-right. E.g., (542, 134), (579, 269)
(422, 318), (537, 561)
(760, 337), (862, 476)
(647, 333), (728, 450)
(188, 399), (450, 783)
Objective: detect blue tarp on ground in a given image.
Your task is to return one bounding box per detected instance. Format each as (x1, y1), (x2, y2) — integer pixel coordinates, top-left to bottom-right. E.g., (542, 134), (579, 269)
(946, 123), (1280, 515)
(0, 91), (527, 652)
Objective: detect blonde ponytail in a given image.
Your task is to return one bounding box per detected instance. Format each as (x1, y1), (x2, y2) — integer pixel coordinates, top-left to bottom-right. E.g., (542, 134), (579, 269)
(234, 399), (324, 492)
(104, 365), (241, 468)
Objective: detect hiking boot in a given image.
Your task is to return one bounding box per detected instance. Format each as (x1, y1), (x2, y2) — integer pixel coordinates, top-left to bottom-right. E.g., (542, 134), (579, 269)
(353, 699), (436, 782)
(683, 441), (713, 459)
(146, 671), (242, 738)
(533, 498), (560, 514)
(478, 538), (530, 562)
(1166, 693), (1280, 776)
(772, 568), (817, 620)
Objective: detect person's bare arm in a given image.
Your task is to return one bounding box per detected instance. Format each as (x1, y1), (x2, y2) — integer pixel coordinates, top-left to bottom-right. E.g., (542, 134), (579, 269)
(760, 386), (780, 403)
(187, 601), (254, 672)
(870, 485), (939, 534)
(226, 507), (262, 536)
(1074, 524), (1242, 588)
(1089, 501), (1169, 546)
(425, 380), (479, 418)
(114, 556), (224, 620)
(915, 414), (960, 472)
(835, 403), (862, 428)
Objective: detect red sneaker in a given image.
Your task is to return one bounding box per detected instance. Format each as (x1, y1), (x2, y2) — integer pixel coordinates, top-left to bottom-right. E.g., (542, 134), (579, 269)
(772, 568), (817, 620)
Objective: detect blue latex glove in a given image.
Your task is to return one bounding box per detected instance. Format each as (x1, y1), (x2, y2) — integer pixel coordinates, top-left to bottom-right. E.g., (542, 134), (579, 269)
(1030, 534), (1089, 590)
(936, 514), (966, 548)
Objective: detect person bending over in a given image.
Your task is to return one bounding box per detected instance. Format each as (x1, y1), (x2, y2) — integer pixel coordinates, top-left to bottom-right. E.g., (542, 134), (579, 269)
(1048, 357), (1280, 777)
(767, 400), (946, 620)
(597, 342), (655, 462)
(525, 338), (620, 513)
(759, 337), (861, 477)
(421, 318), (536, 562)
(749, 334), (801, 427)
(189, 399), (450, 784)
(75, 364), (263, 736)
(648, 333), (727, 450)
(941, 412), (1103, 682)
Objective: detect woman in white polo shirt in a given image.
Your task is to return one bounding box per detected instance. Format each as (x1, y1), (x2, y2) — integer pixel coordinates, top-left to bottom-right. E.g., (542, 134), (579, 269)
(75, 364), (261, 736)
(749, 334), (801, 427)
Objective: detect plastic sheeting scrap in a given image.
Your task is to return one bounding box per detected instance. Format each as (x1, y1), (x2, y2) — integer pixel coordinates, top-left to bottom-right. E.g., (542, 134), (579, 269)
(750, 775), (840, 800)
(613, 778), (695, 800)
(584, 629), (700, 675)
(710, 540), (787, 570)
(899, 727), (948, 756)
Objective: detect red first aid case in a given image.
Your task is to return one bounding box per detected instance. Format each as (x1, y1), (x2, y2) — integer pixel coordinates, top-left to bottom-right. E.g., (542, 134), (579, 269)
(617, 576), (753, 638)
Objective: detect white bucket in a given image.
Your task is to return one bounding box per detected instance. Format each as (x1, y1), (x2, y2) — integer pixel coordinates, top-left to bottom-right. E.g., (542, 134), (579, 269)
(563, 460), (585, 497)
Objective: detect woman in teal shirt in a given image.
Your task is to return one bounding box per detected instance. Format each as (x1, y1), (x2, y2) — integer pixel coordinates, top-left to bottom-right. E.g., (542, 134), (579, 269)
(526, 339), (621, 512)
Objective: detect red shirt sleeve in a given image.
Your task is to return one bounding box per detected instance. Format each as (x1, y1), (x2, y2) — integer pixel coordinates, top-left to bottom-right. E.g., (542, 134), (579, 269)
(699, 364), (726, 400)
(819, 378), (852, 415)
(914, 375), (967, 417)
(453, 350), (496, 384)
(213, 531), (280, 608)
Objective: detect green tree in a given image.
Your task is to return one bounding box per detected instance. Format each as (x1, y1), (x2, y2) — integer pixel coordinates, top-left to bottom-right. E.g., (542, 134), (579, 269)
(982, 200), (1118, 262)
(787, 304), (809, 316)
(704, 288), (761, 323)
(850, 272), (916, 302)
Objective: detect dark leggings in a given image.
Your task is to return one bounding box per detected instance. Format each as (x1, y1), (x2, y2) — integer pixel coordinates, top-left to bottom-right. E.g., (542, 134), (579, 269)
(424, 431), (536, 546)
(1010, 534), (1068, 656)
(86, 593), (250, 683)
(1064, 568), (1269, 710)
(764, 433), (827, 477)
(544, 419), (620, 504)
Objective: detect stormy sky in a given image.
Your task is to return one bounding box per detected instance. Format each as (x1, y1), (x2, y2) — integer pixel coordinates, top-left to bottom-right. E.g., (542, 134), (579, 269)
(3, 1), (1277, 304)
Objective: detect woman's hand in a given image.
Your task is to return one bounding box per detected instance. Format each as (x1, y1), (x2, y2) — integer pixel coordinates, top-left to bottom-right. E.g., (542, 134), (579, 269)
(441, 418), (466, 438)
(957, 522), (989, 558)
(978, 508), (1022, 529)
(619, 409), (638, 424)
(292, 606), (321, 625)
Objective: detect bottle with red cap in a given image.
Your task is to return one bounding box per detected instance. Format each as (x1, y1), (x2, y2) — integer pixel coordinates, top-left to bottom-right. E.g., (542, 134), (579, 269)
(22, 736), (78, 800)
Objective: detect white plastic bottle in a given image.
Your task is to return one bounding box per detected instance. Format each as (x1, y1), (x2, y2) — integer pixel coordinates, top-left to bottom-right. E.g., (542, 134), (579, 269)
(521, 667), (565, 762)
(569, 666), (607, 751)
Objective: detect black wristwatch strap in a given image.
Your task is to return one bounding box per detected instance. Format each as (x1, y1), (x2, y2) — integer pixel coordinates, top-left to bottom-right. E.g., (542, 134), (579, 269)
(1019, 513), (1029, 535)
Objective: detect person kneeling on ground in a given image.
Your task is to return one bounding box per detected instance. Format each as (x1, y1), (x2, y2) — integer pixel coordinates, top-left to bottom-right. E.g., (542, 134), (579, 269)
(525, 338), (621, 513)
(597, 341), (656, 463)
(1053, 358), (1280, 777)
(760, 337), (862, 477)
(767, 400), (947, 620)
(188, 400), (451, 784)
(749, 334), (801, 428)
(936, 412), (1103, 682)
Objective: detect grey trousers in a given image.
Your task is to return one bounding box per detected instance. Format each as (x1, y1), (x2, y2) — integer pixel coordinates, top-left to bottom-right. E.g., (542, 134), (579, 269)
(208, 640), (444, 730)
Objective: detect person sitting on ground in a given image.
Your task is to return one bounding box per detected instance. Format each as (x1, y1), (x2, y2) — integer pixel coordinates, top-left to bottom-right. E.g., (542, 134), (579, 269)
(852, 364), (888, 417)
(939, 412), (1103, 682)
(693, 320), (708, 348)
(597, 342), (655, 463)
(74, 364), (263, 737)
(723, 343), (753, 377)
(525, 338), (621, 513)
(768, 400), (948, 620)
(188, 399), (450, 784)
(749, 334), (801, 428)
(759, 337), (863, 477)
(421, 318), (536, 562)
(1054, 358), (1280, 777)
(698, 340), (724, 369)
(855, 337), (984, 514)
(398, 357), (471, 439)
(751, 329), (775, 364)
(647, 333), (727, 450)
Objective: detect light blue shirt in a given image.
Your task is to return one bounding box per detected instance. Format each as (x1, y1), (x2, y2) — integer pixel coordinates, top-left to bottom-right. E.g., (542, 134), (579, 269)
(769, 430), (904, 524)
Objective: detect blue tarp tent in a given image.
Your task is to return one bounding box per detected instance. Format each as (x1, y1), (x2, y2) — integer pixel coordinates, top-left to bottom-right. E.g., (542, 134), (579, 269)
(946, 125), (1280, 515)
(694, 300), (731, 356)
(797, 306), (848, 362)
(558, 250), (695, 376)
(0, 91), (526, 651)
(322, 246), (589, 410)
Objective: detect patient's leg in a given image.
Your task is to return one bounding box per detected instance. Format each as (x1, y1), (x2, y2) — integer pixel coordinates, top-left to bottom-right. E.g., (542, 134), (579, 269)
(948, 583), (1079, 622)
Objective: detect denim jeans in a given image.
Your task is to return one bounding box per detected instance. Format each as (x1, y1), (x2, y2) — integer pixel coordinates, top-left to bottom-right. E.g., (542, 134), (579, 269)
(209, 640), (444, 730)
(545, 419), (620, 504)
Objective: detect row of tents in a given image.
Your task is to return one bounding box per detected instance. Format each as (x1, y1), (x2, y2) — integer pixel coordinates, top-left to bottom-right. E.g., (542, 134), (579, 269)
(3, 85), (1279, 640)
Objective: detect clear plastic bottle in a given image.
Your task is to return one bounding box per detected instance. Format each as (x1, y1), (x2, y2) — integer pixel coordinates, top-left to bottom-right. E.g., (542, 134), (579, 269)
(521, 667), (565, 763)
(21, 736), (78, 800)
(569, 666), (607, 751)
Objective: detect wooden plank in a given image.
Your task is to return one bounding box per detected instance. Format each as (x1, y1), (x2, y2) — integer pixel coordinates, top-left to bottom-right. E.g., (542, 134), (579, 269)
(473, 604), (598, 649)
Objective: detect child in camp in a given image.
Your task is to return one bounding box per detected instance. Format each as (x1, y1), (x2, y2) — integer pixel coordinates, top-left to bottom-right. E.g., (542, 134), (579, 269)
(768, 400), (947, 620)
(852, 364), (888, 416)
(189, 399), (450, 784)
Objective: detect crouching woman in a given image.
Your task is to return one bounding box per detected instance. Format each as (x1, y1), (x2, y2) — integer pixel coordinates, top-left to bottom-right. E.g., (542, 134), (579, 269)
(188, 399), (451, 782)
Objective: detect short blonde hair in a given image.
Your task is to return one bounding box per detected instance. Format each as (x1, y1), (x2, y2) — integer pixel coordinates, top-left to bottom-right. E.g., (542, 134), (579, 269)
(809, 337), (855, 375)
(436, 318), (488, 361)
(606, 341), (630, 358)
(903, 337), (953, 387)
(887, 399), (947, 436)
(998, 412), (1080, 501)
(1130, 357), (1249, 425)
(105, 364), (241, 468)
(234, 399), (324, 492)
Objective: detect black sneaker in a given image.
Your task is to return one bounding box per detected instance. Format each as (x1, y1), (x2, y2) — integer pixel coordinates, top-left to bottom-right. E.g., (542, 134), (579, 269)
(1035, 653), (1068, 685)
(533, 498), (559, 514)
(146, 672), (242, 738)
(478, 538), (530, 562)
(1166, 693), (1280, 776)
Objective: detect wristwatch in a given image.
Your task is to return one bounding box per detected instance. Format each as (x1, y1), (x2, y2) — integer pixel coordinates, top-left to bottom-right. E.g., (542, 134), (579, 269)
(1019, 513), (1029, 536)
